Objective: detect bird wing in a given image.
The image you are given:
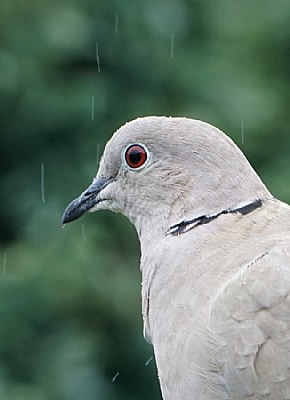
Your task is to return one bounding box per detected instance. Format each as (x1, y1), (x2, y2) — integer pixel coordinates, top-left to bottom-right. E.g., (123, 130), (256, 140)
(211, 245), (290, 399)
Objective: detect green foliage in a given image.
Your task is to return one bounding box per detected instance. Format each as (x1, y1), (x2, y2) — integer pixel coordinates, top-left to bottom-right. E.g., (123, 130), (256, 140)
(1, 0), (290, 398)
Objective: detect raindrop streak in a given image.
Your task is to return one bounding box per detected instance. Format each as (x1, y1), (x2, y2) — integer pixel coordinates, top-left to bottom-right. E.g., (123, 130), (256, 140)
(112, 372), (120, 382)
(91, 96), (95, 121)
(81, 223), (86, 241)
(41, 163), (45, 203)
(241, 120), (244, 145)
(3, 252), (7, 275)
(115, 13), (119, 33)
(96, 43), (101, 72)
(170, 34), (175, 60)
(145, 356), (153, 367)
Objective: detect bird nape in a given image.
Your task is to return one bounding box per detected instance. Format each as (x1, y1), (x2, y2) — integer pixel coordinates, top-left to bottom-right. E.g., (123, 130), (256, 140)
(62, 116), (290, 400)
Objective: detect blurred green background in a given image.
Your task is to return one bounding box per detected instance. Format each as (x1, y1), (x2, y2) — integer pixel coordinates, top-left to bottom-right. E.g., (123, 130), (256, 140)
(1, 0), (290, 399)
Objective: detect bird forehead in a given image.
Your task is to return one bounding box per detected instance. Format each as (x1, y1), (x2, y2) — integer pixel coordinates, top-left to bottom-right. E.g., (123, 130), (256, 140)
(105, 117), (186, 156)
(111, 116), (228, 149)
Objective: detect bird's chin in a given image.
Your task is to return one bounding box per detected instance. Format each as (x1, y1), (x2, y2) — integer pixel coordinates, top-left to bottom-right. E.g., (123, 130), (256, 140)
(91, 199), (125, 216)
(88, 198), (112, 212)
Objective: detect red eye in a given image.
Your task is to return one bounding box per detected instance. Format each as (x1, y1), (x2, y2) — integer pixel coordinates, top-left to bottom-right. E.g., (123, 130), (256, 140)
(124, 144), (148, 169)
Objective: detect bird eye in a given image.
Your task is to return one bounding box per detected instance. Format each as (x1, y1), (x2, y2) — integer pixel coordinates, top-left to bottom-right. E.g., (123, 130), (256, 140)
(124, 144), (148, 169)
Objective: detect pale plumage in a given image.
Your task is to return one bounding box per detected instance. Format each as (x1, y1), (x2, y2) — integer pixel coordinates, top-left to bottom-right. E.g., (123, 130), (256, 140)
(62, 116), (290, 399)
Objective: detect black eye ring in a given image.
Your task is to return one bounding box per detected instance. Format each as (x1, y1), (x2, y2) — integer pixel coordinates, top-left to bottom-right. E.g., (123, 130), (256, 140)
(123, 144), (150, 170)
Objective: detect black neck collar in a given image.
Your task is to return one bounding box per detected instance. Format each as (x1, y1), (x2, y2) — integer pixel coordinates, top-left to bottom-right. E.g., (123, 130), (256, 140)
(166, 199), (262, 237)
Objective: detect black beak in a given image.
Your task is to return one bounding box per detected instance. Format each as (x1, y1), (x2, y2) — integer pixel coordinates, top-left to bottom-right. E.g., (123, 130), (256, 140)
(61, 177), (113, 225)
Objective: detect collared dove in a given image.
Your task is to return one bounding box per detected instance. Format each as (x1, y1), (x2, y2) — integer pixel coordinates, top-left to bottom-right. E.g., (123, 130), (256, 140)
(62, 116), (290, 400)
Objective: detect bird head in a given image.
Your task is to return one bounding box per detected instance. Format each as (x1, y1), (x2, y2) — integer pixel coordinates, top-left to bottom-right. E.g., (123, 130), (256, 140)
(62, 116), (270, 240)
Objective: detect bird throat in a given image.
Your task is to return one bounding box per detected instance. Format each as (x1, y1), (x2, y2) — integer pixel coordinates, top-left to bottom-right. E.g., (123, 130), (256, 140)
(166, 199), (263, 237)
